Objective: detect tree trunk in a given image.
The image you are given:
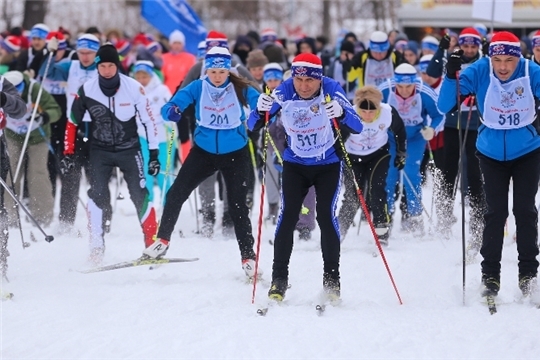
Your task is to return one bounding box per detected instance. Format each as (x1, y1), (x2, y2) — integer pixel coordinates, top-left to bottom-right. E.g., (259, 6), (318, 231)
(322, 0), (331, 37)
(22, 0), (49, 30)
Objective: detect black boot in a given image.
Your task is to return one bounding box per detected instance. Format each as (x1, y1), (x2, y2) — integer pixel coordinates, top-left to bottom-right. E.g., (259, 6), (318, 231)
(519, 273), (537, 297)
(481, 273), (500, 296)
(268, 278), (288, 301)
(323, 271), (341, 300)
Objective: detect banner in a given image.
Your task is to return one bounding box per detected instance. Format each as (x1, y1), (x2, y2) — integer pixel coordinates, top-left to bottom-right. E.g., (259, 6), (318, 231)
(141, 0), (207, 55)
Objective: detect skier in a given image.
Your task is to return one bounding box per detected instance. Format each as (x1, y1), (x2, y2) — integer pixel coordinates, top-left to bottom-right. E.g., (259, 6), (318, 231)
(337, 85), (406, 245)
(248, 53), (363, 302)
(144, 47), (261, 280)
(438, 31), (540, 298)
(379, 63), (444, 235)
(15, 23), (50, 78)
(63, 44), (160, 264)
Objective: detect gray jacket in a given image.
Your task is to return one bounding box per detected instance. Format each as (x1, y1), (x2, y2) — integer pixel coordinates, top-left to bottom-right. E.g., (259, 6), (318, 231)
(1, 77), (27, 119)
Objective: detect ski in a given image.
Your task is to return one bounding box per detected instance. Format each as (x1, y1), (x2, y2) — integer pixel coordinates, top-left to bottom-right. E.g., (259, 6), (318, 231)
(79, 256), (199, 274)
(257, 307), (269, 316)
(486, 294), (497, 314)
(315, 304), (325, 315)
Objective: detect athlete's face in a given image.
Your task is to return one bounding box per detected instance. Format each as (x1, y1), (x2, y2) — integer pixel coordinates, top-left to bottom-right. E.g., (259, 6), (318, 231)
(31, 37), (46, 51)
(78, 50), (96, 67)
(461, 44), (479, 59)
(98, 62), (118, 79)
(371, 50), (388, 61)
(134, 71), (152, 87)
(207, 68), (229, 87)
(249, 66), (264, 81)
(358, 109), (378, 123)
(292, 76), (321, 99)
(403, 49), (418, 65)
(533, 47), (540, 62)
(265, 78), (282, 91)
(396, 84), (415, 98)
(491, 55), (519, 81)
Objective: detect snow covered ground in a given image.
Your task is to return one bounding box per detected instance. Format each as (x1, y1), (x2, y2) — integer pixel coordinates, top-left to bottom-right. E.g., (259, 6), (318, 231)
(2, 176), (540, 359)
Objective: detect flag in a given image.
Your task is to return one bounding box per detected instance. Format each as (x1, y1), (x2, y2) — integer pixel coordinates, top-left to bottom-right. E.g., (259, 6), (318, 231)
(141, 0), (207, 55)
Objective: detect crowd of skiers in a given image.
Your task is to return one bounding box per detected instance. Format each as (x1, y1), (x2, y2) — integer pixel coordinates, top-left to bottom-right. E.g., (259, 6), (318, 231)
(1, 21), (540, 302)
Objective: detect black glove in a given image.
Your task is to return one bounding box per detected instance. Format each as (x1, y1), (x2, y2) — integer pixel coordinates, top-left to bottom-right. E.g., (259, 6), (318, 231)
(60, 155), (76, 175)
(482, 38), (490, 57)
(30, 112), (49, 126)
(439, 34), (451, 51)
(0, 92), (6, 107)
(148, 149), (160, 176)
(394, 152), (406, 170)
(446, 49), (463, 79)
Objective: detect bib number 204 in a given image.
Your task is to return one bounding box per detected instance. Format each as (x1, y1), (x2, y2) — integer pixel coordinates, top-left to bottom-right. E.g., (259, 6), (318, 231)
(498, 113), (520, 126)
(210, 114), (229, 125)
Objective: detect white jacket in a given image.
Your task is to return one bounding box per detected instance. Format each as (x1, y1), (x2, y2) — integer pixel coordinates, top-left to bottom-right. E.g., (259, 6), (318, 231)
(136, 74), (172, 142)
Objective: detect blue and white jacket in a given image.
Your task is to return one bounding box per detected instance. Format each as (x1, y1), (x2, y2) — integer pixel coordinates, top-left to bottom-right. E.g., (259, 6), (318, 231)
(161, 77), (259, 154)
(247, 77), (362, 165)
(438, 57), (540, 161)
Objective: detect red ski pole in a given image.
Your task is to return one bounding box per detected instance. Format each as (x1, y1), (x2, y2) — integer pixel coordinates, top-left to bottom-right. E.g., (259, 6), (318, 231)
(326, 94), (403, 305)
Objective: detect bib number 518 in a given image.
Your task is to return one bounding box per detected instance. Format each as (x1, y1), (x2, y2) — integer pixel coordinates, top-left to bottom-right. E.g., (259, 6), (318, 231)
(499, 113), (520, 126)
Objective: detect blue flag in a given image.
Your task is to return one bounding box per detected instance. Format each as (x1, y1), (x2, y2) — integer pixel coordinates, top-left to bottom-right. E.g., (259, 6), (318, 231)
(141, 0), (207, 55)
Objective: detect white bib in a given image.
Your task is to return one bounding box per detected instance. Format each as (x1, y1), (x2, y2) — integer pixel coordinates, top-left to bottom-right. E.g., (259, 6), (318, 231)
(345, 103), (392, 156)
(483, 59), (535, 130)
(42, 77), (66, 95)
(197, 81), (242, 130)
(67, 60), (97, 122)
(388, 83), (423, 127)
(280, 92), (335, 158)
(364, 57), (394, 87)
(5, 80), (42, 134)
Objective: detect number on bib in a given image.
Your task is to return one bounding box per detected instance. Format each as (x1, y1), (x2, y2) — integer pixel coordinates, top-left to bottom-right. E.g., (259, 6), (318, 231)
(297, 134), (317, 147)
(210, 114), (229, 125)
(498, 113), (520, 126)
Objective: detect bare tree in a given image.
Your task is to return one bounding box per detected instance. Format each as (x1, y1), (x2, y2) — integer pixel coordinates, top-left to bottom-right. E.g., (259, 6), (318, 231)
(22, 0), (49, 29)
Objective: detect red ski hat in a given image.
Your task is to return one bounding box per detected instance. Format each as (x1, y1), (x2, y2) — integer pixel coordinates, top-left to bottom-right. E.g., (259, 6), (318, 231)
(205, 30), (228, 50)
(1, 35), (21, 53)
(458, 27), (482, 46)
(46, 31), (67, 50)
(532, 30), (540, 48)
(291, 53), (323, 80)
(132, 32), (151, 46)
(489, 31), (521, 57)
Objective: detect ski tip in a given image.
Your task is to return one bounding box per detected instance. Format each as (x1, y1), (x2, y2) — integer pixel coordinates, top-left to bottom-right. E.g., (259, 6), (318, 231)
(257, 308), (268, 316)
(2, 292), (14, 300)
(315, 304), (325, 315)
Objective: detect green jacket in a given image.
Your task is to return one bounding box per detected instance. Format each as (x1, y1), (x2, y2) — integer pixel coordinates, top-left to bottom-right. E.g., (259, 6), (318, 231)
(5, 74), (61, 145)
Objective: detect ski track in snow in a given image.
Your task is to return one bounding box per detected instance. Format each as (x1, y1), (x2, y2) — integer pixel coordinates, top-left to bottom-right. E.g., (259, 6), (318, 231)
(2, 180), (540, 359)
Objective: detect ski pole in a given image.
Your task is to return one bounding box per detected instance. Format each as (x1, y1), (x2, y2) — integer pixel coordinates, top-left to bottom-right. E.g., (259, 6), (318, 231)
(252, 90), (271, 304)
(14, 51), (54, 183)
(160, 125), (175, 211)
(326, 94), (402, 305)
(455, 71), (466, 306)
(401, 170), (433, 223)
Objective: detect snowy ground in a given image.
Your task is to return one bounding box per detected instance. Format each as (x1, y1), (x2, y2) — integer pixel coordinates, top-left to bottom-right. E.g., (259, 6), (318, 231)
(2, 175), (540, 359)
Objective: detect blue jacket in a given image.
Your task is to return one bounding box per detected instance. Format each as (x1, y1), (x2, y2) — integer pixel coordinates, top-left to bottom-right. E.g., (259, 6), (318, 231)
(247, 77), (362, 165)
(161, 77), (259, 154)
(39, 57), (97, 81)
(438, 57), (540, 161)
(379, 79), (444, 138)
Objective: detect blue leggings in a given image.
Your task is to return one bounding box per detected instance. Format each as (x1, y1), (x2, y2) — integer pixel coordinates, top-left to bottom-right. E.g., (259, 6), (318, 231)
(386, 130), (426, 217)
(139, 136), (177, 206)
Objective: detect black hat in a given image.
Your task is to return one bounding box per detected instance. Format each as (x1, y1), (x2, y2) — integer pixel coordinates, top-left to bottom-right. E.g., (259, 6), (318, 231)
(95, 44), (120, 66)
(340, 40), (355, 54)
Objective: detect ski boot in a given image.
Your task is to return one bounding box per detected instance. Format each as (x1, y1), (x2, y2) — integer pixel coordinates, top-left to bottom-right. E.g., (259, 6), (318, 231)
(298, 227), (312, 241)
(323, 272), (341, 302)
(242, 258), (263, 282)
(518, 273), (537, 297)
(143, 238), (169, 259)
(268, 278), (288, 302)
(375, 223), (390, 246)
(481, 274), (500, 297)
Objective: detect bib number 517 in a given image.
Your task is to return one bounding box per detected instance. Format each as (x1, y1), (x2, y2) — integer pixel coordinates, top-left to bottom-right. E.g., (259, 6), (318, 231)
(498, 113), (520, 126)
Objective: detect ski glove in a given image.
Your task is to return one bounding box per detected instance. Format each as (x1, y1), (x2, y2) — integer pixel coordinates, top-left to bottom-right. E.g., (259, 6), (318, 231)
(446, 49), (463, 79)
(165, 106), (182, 122)
(394, 152), (406, 170)
(420, 126), (435, 141)
(325, 99), (343, 119)
(47, 37), (59, 52)
(148, 149), (160, 176)
(482, 38), (490, 58)
(29, 112), (49, 127)
(256, 93), (274, 113)
(60, 155), (76, 175)
(439, 34), (451, 50)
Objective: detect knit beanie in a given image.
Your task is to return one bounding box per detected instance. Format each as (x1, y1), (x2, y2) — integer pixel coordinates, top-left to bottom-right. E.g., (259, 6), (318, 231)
(30, 23), (49, 39)
(3, 71), (25, 93)
(246, 49), (268, 69)
(263, 62), (283, 82)
(77, 34), (100, 52)
(260, 28), (278, 43)
(146, 41), (162, 54)
(489, 31), (521, 57)
(290, 53), (323, 80)
(169, 30), (185, 45)
(369, 31), (390, 52)
(419, 54), (433, 73)
(421, 35), (439, 53)
(340, 40), (355, 54)
(532, 30), (540, 48)
(0, 36), (21, 53)
(459, 28), (482, 46)
(206, 30), (228, 50)
(115, 39), (132, 57)
(133, 60), (155, 76)
(394, 63), (417, 84)
(46, 31), (67, 51)
(204, 46), (232, 70)
(95, 44), (120, 66)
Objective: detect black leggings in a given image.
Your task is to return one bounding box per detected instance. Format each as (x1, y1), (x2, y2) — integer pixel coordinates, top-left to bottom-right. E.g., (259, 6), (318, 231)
(272, 161), (342, 280)
(157, 145), (255, 260)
